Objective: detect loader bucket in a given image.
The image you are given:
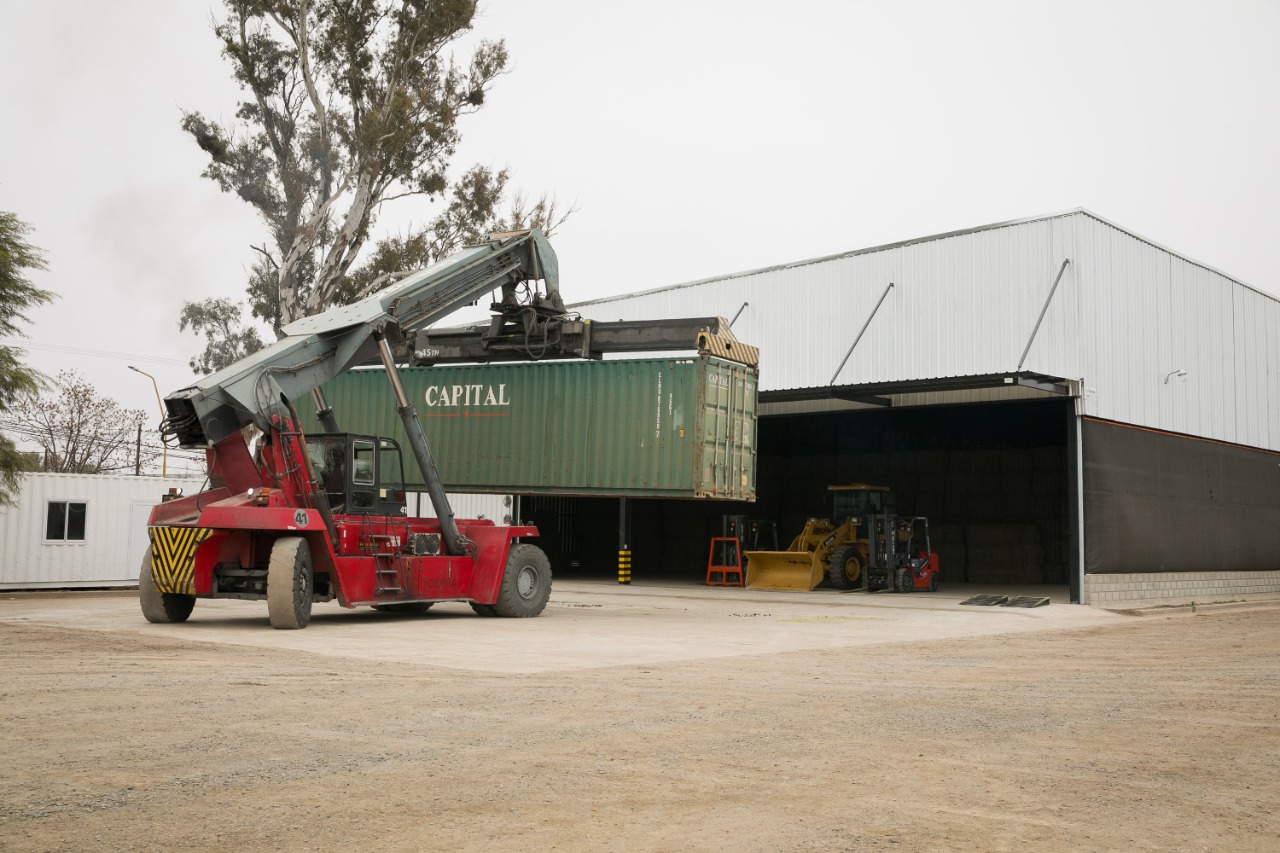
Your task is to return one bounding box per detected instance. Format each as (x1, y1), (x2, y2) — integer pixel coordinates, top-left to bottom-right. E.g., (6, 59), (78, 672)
(744, 551), (824, 591)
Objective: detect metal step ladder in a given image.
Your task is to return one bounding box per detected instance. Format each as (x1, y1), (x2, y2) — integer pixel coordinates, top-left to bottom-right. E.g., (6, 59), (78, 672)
(368, 534), (404, 594)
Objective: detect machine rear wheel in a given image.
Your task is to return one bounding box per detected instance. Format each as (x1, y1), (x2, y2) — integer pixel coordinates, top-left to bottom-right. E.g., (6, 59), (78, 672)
(469, 602), (498, 617)
(493, 543), (552, 618)
(894, 566), (914, 593)
(138, 546), (195, 624)
(268, 537), (313, 630)
(827, 546), (863, 589)
(928, 572), (939, 592)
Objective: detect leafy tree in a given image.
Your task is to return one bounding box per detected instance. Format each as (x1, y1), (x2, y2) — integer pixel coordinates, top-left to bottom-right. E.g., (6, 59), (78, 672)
(180, 0), (570, 361)
(179, 297), (265, 374)
(13, 370), (153, 475)
(0, 211), (55, 505)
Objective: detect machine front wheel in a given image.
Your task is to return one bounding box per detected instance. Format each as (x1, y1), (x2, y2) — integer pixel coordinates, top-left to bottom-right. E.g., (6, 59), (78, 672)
(827, 546), (863, 589)
(493, 543), (552, 618)
(268, 537), (313, 630)
(138, 546), (196, 624)
(894, 566), (914, 593)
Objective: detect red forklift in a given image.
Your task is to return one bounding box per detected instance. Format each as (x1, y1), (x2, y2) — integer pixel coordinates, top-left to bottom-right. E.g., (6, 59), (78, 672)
(864, 515), (940, 593)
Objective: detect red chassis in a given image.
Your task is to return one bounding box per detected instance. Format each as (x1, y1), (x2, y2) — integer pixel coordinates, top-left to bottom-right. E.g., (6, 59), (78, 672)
(149, 488), (536, 608)
(898, 552), (941, 592)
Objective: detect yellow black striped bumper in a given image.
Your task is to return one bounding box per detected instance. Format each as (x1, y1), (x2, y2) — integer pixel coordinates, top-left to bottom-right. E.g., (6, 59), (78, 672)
(147, 527), (212, 595)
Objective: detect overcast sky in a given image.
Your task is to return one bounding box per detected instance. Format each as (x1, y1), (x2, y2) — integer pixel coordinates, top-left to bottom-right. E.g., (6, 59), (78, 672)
(1, 0), (1277, 467)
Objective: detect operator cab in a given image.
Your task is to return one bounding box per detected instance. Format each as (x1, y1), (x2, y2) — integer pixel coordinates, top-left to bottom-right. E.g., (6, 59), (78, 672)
(305, 433), (408, 517)
(829, 484), (893, 522)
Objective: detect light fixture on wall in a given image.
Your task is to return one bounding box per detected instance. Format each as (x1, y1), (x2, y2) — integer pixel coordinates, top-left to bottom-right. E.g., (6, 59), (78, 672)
(1164, 369), (1189, 385)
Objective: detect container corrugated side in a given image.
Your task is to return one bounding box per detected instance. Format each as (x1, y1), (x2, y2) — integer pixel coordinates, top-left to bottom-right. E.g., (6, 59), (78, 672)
(301, 356), (756, 500)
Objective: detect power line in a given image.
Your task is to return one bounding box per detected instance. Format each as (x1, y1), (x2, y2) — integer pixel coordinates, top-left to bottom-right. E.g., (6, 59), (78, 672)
(0, 419), (204, 461)
(0, 338), (189, 367)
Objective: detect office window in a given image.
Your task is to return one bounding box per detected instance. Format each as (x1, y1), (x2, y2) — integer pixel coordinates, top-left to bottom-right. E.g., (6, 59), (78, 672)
(46, 501), (87, 541)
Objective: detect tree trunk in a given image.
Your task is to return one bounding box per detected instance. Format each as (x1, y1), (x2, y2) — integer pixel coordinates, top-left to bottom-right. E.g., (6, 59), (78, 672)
(305, 172), (377, 317)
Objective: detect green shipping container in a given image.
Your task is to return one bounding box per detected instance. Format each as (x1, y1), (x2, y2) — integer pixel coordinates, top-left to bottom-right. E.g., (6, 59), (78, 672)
(300, 356), (757, 500)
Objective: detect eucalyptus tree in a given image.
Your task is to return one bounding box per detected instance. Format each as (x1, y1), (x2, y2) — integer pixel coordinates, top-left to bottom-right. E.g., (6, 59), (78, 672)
(0, 211), (54, 504)
(181, 0), (567, 368)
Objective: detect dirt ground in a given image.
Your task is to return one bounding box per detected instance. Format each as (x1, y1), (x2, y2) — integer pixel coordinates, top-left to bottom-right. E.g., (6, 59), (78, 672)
(0, 585), (1277, 852)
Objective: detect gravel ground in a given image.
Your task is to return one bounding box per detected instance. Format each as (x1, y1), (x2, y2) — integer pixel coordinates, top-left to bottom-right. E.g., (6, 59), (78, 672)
(0, 595), (1276, 852)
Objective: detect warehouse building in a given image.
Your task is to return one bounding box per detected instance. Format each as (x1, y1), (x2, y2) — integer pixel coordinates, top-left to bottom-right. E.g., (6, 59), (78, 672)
(535, 209), (1280, 606)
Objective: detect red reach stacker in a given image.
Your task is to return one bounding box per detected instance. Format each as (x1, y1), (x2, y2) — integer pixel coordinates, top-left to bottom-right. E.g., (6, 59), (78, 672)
(142, 229), (757, 628)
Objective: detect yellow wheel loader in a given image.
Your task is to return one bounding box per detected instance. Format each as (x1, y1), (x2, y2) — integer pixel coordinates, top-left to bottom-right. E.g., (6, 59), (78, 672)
(744, 485), (890, 591)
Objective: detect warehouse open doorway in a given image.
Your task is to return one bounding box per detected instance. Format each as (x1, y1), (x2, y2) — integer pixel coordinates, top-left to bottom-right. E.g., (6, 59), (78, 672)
(522, 398), (1077, 599)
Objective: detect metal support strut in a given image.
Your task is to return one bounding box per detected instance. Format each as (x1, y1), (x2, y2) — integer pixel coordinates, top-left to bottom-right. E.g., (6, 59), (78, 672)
(311, 388), (341, 433)
(373, 329), (473, 557)
(830, 282), (895, 386)
(1017, 259), (1071, 372)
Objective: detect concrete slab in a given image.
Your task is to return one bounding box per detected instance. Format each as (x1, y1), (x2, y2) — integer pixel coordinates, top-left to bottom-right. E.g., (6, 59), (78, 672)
(0, 580), (1124, 674)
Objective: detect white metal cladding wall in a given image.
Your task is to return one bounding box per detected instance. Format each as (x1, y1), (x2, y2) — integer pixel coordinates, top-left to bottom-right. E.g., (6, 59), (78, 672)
(1234, 286), (1280, 448)
(576, 215), (1083, 392)
(1074, 216), (1280, 450)
(577, 210), (1280, 452)
(0, 473), (206, 588)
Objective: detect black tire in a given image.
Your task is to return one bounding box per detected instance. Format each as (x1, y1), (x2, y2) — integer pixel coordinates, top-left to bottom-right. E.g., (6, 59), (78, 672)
(268, 537), (313, 630)
(928, 572), (939, 592)
(470, 602), (497, 617)
(827, 546), (863, 589)
(493, 543), (552, 618)
(138, 546), (195, 624)
(372, 602), (434, 614)
(895, 566), (914, 593)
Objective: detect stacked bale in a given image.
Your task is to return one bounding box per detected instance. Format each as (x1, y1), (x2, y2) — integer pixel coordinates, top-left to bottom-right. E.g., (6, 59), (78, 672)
(1031, 447), (1069, 583)
(965, 523), (1044, 584)
(931, 523), (968, 583)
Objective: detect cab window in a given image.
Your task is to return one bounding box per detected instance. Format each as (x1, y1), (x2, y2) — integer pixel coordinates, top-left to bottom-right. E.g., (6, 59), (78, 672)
(351, 439), (377, 510)
(379, 440), (404, 496)
(352, 440), (376, 485)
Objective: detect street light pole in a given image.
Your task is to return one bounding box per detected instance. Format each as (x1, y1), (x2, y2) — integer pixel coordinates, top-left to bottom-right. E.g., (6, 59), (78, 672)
(128, 366), (167, 477)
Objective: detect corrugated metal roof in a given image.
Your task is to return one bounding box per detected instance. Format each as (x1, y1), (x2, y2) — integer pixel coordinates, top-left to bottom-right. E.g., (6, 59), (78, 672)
(570, 208), (1273, 309)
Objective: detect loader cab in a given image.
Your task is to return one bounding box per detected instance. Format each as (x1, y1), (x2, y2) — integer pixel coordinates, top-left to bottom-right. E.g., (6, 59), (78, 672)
(828, 484), (893, 522)
(306, 433), (408, 517)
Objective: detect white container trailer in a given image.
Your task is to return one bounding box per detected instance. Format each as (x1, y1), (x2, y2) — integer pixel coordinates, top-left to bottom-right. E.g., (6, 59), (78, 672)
(0, 472), (206, 590)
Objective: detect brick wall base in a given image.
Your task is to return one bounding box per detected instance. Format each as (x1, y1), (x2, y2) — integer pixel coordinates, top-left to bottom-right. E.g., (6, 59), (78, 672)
(1084, 571), (1280, 608)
